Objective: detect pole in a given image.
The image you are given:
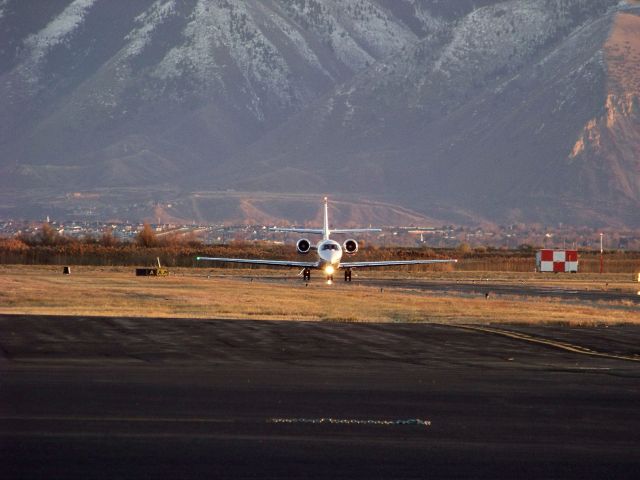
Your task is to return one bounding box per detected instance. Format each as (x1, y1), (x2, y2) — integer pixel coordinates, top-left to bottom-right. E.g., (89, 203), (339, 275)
(599, 233), (604, 274)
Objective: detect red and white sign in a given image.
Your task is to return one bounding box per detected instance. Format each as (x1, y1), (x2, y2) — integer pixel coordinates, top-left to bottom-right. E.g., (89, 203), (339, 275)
(536, 249), (578, 273)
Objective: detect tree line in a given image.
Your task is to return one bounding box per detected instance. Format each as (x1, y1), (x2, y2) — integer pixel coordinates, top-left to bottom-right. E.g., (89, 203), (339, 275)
(1, 223), (638, 272)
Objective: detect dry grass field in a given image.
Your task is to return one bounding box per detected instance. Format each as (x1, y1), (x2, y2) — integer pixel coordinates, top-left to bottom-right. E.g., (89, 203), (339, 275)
(0, 265), (637, 325)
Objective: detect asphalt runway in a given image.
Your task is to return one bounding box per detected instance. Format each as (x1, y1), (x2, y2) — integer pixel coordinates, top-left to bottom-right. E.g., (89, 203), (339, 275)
(361, 278), (640, 304)
(2, 314), (640, 479)
(229, 274), (640, 304)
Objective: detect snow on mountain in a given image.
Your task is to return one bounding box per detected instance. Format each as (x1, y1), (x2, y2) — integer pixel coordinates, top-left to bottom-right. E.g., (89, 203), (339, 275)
(124, 0), (176, 59)
(23, 0), (96, 63)
(18, 0), (97, 91)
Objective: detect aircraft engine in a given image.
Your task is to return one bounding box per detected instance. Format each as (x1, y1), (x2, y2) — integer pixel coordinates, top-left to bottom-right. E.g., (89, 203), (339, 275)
(343, 239), (358, 255)
(296, 238), (312, 254)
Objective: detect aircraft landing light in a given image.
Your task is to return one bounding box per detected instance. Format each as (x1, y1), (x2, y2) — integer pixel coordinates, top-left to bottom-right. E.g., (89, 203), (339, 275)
(324, 265), (335, 275)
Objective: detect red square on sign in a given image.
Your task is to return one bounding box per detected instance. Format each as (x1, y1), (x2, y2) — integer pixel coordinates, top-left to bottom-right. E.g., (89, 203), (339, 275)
(541, 250), (554, 261)
(553, 262), (565, 272)
(566, 250), (578, 262)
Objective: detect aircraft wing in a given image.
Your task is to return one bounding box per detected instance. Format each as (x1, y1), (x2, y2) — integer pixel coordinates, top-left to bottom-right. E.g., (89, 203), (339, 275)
(270, 228), (323, 234)
(196, 257), (318, 268)
(340, 259), (457, 268)
(331, 228), (382, 234)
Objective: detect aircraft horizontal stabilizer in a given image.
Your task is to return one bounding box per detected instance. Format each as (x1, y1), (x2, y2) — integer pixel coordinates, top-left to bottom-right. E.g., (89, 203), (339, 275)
(270, 228), (324, 234)
(330, 228), (382, 234)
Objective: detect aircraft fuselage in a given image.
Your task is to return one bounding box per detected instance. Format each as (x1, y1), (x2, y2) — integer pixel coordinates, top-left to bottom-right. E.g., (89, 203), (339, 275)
(317, 239), (343, 270)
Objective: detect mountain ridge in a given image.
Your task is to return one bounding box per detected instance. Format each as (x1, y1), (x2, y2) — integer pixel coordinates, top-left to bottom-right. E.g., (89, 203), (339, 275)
(0, 0), (638, 227)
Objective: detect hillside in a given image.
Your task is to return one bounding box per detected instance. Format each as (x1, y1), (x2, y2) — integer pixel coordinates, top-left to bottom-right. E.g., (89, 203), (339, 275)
(0, 0), (638, 227)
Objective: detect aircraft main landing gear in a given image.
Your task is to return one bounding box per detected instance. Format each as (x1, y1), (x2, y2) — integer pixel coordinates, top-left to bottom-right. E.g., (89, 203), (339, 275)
(303, 268), (311, 281)
(344, 269), (352, 282)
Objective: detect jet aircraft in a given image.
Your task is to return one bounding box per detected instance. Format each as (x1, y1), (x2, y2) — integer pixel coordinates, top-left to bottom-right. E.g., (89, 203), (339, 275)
(197, 197), (457, 282)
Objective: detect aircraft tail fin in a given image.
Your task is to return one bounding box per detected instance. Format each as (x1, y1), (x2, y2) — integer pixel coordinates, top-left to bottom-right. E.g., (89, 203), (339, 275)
(331, 228), (382, 234)
(323, 196), (330, 240)
(271, 197), (380, 238)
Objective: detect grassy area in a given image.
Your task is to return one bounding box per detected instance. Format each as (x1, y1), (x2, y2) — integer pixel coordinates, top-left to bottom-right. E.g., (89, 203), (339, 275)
(0, 266), (637, 325)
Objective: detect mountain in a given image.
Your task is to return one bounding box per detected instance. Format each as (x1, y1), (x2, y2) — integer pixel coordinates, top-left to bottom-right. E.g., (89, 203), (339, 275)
(0, 0), (638, 227)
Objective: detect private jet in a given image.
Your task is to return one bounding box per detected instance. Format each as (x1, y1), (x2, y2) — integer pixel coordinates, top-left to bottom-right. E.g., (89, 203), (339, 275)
(196, 198), (457, 282)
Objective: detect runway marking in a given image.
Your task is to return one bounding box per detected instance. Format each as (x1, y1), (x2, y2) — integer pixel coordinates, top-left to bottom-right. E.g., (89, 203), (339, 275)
(1, 415), (432, 428)
(1, 415), (431, 428)
(456, 325), (640, 363)
(269, 418), (431, 427)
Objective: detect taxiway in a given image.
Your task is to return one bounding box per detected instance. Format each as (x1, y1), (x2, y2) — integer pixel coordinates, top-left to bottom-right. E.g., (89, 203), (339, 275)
(1, 315), (639, 478)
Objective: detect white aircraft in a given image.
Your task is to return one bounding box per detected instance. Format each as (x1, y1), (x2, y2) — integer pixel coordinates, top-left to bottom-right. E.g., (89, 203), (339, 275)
(197, 197), (457, 282)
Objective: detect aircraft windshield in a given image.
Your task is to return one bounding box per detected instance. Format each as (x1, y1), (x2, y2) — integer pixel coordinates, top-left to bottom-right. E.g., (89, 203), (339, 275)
(322, 244), (339, 251)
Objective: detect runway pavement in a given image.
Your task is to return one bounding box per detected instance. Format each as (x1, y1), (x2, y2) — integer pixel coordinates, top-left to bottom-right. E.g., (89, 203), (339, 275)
(360, 278), (640, 304)
(1, 314), (639, 479)
(228, 273), (640, 304)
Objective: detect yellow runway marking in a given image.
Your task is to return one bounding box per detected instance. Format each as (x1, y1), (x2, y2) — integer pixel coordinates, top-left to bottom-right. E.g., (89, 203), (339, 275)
(456, 325), (640, 363)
